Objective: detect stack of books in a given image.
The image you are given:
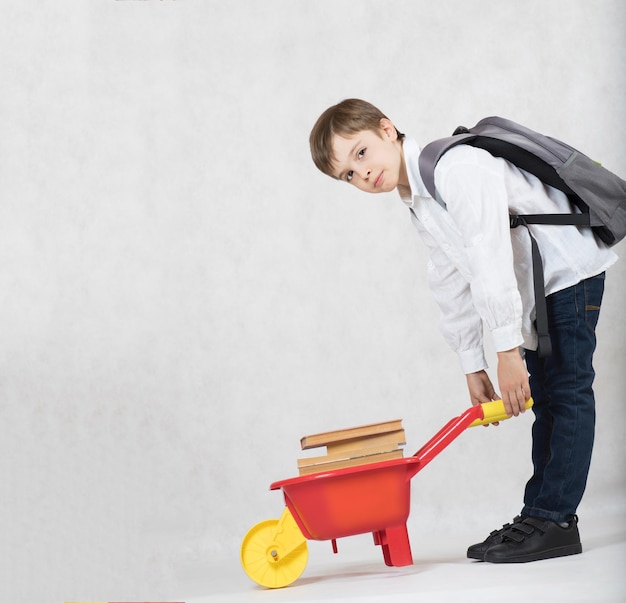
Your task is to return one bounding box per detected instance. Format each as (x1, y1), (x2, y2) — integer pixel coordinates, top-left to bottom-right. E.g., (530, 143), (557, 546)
(297, 419), (406, 476)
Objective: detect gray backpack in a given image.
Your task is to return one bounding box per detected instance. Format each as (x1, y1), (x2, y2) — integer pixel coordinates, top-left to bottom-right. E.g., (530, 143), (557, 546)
(417, 116), (626, 357)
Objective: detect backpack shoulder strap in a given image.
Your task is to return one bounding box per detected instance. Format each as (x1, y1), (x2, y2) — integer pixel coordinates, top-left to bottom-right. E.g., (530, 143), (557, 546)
(418, 130), (476, 205)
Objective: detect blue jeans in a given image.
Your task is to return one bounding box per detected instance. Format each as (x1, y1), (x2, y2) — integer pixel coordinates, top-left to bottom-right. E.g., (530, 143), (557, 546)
(521, 272), (605, 524)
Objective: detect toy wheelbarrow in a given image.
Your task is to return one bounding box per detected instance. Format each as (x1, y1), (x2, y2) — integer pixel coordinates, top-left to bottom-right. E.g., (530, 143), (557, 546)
(240, 399), (532, 588)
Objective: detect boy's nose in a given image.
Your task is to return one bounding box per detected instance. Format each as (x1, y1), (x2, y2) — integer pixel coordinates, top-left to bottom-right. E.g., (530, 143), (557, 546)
(358, 167), (371, 180)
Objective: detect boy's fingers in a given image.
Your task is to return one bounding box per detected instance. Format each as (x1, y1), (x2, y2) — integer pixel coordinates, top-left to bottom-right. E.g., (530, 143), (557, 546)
(503, 391), (522, 416)
(510, 389), (526, 417)
(502, 395), (514, 417)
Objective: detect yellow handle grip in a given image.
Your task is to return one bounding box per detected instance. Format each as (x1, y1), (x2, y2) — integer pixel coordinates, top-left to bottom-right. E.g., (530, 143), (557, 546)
(469, 398), (534, 427)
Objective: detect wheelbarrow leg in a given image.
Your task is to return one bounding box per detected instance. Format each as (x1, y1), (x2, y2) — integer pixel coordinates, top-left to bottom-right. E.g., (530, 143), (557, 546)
(373, 524), (413, 567)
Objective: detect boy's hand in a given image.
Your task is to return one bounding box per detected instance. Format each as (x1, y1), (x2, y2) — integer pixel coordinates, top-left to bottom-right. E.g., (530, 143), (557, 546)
(466, 370), (498, 405)
(496, 348), (531, 417)
(466, 370), (500, 426)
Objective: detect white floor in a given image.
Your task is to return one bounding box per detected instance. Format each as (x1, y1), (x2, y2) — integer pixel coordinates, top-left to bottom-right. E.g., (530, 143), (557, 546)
(182, 501), (626, 603)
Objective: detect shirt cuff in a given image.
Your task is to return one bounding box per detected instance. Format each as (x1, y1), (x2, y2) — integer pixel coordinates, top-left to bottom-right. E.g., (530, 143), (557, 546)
(458, 347), (488, 374)
(490, 322), (524, 353)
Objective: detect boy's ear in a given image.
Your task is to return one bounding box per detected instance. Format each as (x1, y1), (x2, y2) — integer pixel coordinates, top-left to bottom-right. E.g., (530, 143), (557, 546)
(379, 118), (398, 140)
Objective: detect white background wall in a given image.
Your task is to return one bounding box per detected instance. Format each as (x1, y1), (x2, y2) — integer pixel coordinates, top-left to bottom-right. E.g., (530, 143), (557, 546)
(0, 1), (624, 601)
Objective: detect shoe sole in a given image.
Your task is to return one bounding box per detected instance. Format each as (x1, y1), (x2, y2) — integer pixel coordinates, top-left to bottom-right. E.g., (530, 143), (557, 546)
(484, 543), (582, 564)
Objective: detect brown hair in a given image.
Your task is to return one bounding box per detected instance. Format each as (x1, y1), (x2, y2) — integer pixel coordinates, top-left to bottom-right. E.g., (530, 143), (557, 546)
(309, 99), (404, 178)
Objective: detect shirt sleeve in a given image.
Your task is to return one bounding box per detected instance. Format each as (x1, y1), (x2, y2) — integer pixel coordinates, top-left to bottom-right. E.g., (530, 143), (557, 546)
(435, 146), (524, 355)
(410, 211), (488, 373)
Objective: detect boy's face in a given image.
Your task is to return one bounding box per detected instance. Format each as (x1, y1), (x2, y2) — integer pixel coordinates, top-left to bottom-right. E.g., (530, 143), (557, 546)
(330, 118), (407, 193)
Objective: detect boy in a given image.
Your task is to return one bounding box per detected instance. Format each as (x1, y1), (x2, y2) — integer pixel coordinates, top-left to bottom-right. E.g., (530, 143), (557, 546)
(309, 99), (618, 563)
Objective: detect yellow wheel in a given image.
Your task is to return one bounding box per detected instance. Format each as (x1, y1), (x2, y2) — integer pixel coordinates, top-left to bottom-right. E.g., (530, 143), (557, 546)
(240, 510), (308, 588)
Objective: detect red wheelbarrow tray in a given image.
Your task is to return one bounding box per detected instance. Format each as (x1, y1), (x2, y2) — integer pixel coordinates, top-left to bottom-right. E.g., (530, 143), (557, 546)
(270, 400), (530, 567)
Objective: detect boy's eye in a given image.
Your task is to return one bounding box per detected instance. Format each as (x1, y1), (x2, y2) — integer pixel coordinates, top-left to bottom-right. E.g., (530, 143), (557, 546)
(346, 171), (354, 182)
(357, 148), (366, 158)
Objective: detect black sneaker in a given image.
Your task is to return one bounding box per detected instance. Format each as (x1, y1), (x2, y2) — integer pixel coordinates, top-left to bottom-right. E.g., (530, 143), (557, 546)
(483, 515), (582, 563)
(467, 515), (525, 561)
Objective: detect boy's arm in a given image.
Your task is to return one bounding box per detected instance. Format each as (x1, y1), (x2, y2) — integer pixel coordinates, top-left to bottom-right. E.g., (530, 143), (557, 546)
(410, 194), (529, 416)
(436, 146), (530, 414)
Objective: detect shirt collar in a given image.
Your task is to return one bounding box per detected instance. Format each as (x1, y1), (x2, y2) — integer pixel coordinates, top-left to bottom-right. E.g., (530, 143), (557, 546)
(398, 137), (431, 207)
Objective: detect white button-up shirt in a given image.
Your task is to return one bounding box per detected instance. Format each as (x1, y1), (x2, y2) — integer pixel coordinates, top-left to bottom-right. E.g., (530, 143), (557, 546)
(399, 137), (618, 374)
